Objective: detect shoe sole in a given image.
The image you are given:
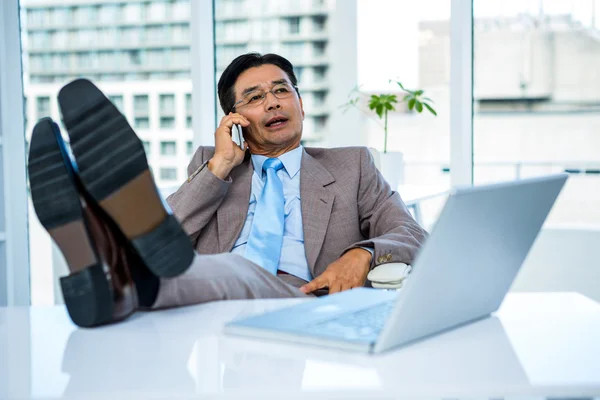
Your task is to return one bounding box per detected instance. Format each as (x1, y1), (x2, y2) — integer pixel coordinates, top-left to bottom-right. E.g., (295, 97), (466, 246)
(28, 118), (127, 327)
(58, 79), (194, 278)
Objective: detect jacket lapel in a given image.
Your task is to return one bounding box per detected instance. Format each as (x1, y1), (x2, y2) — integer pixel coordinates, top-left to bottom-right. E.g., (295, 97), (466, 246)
(217, 156), (253, 252)
(300, 150), (335, 274)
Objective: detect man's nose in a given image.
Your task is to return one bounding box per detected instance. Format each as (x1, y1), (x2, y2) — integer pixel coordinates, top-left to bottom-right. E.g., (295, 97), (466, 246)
(264, 92), (281, 111)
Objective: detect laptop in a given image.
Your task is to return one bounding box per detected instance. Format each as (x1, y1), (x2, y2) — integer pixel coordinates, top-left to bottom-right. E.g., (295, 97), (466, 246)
(224, 174), (568, 354)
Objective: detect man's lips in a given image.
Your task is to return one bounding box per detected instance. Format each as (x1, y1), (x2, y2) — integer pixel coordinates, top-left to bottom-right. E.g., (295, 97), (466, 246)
(265, 116), (289, 127)
(265, 119), (288, 129)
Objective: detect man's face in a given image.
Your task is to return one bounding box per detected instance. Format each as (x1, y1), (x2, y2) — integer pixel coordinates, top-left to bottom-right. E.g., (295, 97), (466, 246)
(233, 64), (304, 156)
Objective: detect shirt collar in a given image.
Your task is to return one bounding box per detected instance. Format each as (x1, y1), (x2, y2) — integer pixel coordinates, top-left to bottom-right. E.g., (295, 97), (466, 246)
(251, 145), (303, 179)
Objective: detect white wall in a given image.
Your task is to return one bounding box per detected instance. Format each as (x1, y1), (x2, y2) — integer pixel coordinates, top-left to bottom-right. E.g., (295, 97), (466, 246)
(511, 227), (600, 302)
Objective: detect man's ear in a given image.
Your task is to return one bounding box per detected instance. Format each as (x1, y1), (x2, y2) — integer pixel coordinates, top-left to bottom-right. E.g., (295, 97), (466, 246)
(299, 95), (305, 120)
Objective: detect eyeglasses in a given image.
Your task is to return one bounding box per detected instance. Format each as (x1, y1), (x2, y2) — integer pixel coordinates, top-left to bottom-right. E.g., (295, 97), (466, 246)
(231, 82), (298, 112)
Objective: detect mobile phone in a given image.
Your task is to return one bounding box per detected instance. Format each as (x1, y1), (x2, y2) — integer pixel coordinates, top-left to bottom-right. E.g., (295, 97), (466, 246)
(232, 124), (244, 149)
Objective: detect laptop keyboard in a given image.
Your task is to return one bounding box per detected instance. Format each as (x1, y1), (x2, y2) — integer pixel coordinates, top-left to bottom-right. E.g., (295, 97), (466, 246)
(301, 300), (396, 341)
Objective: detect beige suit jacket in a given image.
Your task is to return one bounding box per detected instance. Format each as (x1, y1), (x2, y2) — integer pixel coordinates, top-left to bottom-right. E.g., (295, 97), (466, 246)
(167, 146), (427, 280)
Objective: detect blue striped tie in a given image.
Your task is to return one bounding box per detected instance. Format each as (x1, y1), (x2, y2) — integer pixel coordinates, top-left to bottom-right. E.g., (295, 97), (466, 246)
(245, 158), (285, 275)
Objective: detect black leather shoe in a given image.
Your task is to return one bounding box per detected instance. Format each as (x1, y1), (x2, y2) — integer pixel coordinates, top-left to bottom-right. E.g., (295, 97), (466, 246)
(57, 78), (194, 280)
(28, 118), (160, 327)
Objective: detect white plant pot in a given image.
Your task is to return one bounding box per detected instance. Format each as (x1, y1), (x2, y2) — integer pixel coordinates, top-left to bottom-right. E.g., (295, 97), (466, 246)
(379, 151), (404, 189)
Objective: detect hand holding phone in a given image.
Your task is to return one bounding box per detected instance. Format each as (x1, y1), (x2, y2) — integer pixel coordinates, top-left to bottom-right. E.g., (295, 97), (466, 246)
(232, 124), (244, 149)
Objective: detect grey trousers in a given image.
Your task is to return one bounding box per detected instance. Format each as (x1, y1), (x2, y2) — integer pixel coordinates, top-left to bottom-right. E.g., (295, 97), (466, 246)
(153, 253), (312, 309)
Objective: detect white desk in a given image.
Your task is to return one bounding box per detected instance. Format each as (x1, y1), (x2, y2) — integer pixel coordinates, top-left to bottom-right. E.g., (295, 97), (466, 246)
(1, 292), (600, 399)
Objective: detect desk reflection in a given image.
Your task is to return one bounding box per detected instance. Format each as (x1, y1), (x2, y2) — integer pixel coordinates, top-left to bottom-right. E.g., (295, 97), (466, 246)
(60, 299), (307, 397)
(59, 301), (530, 397)
(200, 316), (529, 394)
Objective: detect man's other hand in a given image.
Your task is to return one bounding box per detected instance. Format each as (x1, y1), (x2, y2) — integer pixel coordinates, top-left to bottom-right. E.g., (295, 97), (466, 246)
(300, 248), (372, 295)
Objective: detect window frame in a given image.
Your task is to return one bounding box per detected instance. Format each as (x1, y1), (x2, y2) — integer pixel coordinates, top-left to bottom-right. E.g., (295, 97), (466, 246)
(0, 0), (30, 306)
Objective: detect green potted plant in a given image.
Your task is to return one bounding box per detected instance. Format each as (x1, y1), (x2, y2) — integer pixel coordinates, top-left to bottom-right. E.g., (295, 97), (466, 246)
(341, 80), (437, 186)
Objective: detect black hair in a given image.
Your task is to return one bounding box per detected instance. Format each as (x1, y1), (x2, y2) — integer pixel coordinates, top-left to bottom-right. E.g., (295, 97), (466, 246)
(217, 52), (298, 114)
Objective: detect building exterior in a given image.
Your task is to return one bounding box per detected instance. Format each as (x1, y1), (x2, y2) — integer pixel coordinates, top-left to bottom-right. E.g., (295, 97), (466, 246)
(214, 0), (331, 143)
(21, 0), (336, 190)
(21, 0), (194, 187)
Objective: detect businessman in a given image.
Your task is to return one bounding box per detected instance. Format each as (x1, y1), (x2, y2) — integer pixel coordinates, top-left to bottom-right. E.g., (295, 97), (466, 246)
(28, 52), (426, 328)
(167, 52), (427, 296)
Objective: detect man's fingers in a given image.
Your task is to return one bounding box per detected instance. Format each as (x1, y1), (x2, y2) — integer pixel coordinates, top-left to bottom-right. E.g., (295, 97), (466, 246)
(300, 276), (328, 294)
(328, 283), (343, 294)
(340, 283), (353, 292)
(222, 113), (250, 128)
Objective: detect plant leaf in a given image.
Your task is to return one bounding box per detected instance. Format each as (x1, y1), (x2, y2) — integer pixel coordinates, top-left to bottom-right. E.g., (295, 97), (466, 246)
(415, 101), (423, 112)
(424, 102), (437, 116)
(414, 90), (424, 96)
(408, 98), (416, 110)
(368, 95), (379, 110)
(376, 104), (384, 118)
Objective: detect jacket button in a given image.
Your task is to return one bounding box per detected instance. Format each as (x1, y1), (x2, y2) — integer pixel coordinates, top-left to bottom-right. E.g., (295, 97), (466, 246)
(386, 254), (393, 262)
(377, 256), (384, 264)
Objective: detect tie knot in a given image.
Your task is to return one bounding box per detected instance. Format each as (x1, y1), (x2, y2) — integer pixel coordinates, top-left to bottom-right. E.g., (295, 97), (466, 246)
(263, 158), (283, 172)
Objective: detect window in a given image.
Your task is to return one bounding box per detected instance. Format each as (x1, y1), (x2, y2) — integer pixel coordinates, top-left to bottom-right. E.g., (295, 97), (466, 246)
(313, 66), (326, 81)
(160, 117), (175, 129)
(99, 4), (118, 23)
(28, 9), (43, 26)
(142, 140), (151, 155)
(160, 94), (176, 129)
(216, 45), (248, 66)
(147, 49), (166, 68)
(31, 32), (50, 48)
(121, 28), (141, 46)
(52, 31), (68, 48)
(78, 52), (92, 69)
(36, 96), (50, 119)
(313, 91), (327, 107)
(313, 41), (326, 57)
(135, 117), (150, 129)
(160, 141), (177, 156)
(147, 2), (166, 21)
(146, 26), (165, 44)
(281, 42), (304, 60)
(128, 49), (142, 66)
(160, 167), (178, 181)
(287, 17), (301, 34)
(171, 49), (191, 67)
(312, 16), (327, 32)
(313, 115), (327, 132)
(473, 1), (600, 226)
(123, 3), (141, 22)
(134, 94), (149, 116)
(186, 93), (192, 128)
(159, 94), (175, 115)
(20, 0), (193, 306)
(172, 0), (191, 19)
(294, 66), (304, 84)
(186, 140), (193, 155)
(172, 24), (190, 42)
(108, 95), (124, 113)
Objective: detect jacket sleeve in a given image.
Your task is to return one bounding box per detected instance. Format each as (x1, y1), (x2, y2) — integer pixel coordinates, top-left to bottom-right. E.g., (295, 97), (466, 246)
(345, 147), (428, 267)
(166, 147), (231, 245)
